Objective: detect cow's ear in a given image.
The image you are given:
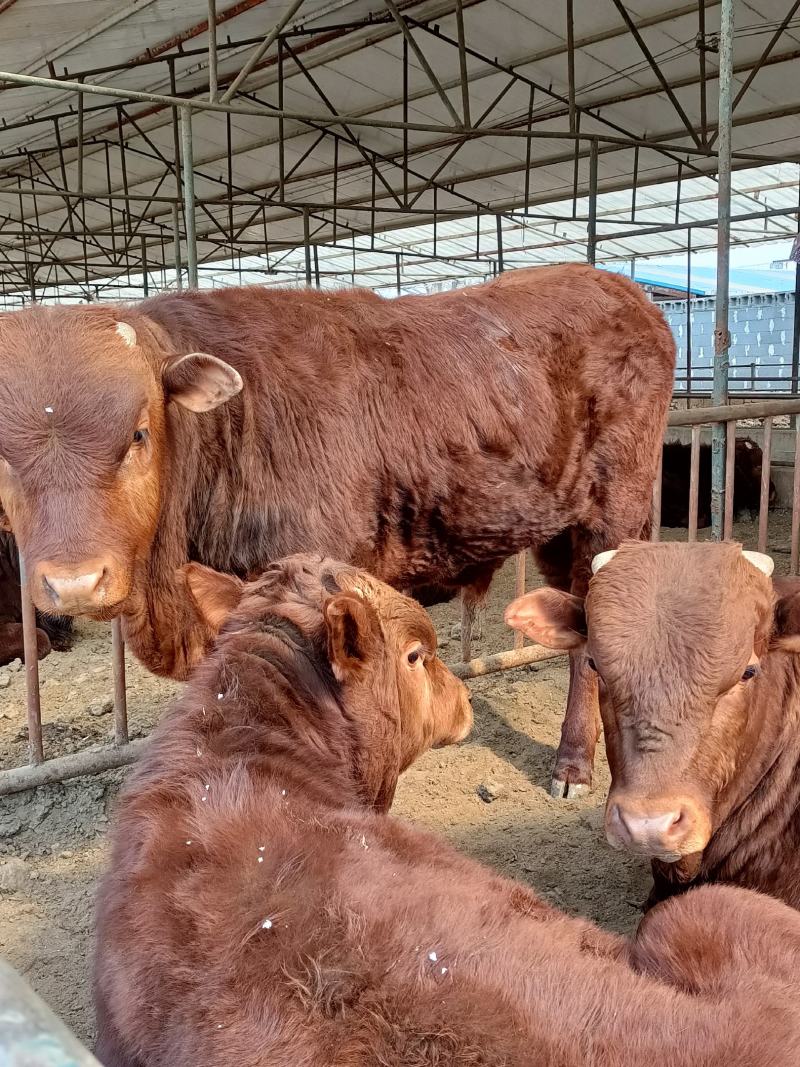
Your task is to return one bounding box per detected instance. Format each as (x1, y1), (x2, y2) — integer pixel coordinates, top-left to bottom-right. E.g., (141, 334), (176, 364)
(163, 353), (243, 412)
(504, 588), (587, 650)
(324, 591), (381, 682)
(182, 562), (244, 630)
(771, 587), (800, 652)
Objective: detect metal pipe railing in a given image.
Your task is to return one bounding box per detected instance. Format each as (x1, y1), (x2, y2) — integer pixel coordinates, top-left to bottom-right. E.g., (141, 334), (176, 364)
(6, 397), (800, 795)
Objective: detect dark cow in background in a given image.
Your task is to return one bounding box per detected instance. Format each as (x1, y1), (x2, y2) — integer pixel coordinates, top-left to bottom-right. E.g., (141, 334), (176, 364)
(0, 264), (675, 797)
(94, 554), (800, 1067)
(660, 437), (777, 528)
(0, 528), (72, 666)
(505, 541), (800, 912)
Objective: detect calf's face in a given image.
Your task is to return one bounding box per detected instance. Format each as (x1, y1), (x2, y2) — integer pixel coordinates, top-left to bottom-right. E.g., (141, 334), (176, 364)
(0, 308), (241, 618)
(185, 556), (473, 803)
(506, 542), (784, 864)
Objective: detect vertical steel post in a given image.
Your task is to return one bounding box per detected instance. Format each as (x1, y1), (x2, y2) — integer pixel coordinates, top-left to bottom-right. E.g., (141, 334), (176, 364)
(303, 207), (312, 286)
(171, 203), (183, 291)
(18, 555), (43, 765)
(587, 138), (598, 266)
(111, 618), (128, 746)
(207, 0), (219, 102)
(711, 0), (735, 540)
(180, 108), (199, 288)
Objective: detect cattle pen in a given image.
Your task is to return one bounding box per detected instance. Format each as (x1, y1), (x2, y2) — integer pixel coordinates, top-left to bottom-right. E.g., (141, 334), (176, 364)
(3, 3), (800, 1055)
(0, 0), (799, 792)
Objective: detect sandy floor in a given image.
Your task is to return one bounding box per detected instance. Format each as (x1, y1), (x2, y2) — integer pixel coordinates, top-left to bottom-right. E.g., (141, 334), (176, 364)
(0, 511), (790, 1048)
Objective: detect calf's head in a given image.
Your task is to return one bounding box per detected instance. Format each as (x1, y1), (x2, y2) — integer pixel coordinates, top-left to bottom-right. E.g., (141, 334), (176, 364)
(184, 555), (473, 808)
(506, 542), (791, 864)
(0, 306), (241, 617)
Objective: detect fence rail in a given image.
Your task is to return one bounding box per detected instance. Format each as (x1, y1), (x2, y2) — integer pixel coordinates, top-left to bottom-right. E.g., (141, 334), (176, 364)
(4, 397), (800, 796)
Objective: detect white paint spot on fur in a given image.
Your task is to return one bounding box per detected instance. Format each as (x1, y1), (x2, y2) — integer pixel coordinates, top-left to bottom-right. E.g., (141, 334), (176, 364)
(258, 846), (265, 852)
(262, 919), (273, 929)
(441, 967), (448, 975)
(217, 693), (224, 700)
(281, 789), (287, 796)
(428, 951), (438, 962)
(258, 857), (264, 863)
(44, 406), (53, 414)
(185, 840), (192, 845)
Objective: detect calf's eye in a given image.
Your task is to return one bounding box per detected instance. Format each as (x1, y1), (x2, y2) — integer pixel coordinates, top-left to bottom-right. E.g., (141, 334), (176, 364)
(132, 428), (148, 446)
(741, 665), (758, 682)
(407, 650), (421, 665)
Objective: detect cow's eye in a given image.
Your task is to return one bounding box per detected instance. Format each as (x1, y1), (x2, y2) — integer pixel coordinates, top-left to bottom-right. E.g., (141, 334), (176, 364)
(406, 645), (428, 668)
(741, 665), (758, 682)
(132, 428), (148, 446)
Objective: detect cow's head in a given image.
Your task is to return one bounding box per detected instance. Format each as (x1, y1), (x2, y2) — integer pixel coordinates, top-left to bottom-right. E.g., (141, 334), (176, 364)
(183, 555), (473, 810)
(505, 542), (793, 865)
(0, 306), (241, 617)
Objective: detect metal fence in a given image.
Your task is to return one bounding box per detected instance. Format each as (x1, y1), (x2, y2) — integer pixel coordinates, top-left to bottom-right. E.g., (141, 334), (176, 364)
(3, 397), (800, 796)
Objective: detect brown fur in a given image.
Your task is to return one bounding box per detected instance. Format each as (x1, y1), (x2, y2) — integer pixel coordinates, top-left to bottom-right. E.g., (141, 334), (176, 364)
(505, 541), (800, 910)
(0, 265), (674, 792)
(94, 554), (800, 1066)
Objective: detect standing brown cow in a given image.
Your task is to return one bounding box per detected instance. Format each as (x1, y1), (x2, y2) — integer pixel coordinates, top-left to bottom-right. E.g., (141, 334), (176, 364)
(0, 265), (674, 797)
(505, 540), (800, 909)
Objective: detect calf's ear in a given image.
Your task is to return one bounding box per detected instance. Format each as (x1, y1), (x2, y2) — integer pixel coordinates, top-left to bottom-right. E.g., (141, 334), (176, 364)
(163, 353), (243, 412)
(324, 591), (381, 682)
(771, 588), (800, 653)
(504, 588), (587, 650)
(181, 562), (244, 630)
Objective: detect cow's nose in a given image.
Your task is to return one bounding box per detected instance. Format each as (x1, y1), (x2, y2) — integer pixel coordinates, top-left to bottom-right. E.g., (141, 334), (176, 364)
(36, 562), (109, 613)
(607, 801), (694, 860)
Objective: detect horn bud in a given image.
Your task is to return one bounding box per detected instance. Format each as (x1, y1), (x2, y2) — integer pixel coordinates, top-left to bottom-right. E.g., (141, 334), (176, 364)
(742, 550), (774, 577)
(116, 321), (137, 347)
(591, 550), (617, 575)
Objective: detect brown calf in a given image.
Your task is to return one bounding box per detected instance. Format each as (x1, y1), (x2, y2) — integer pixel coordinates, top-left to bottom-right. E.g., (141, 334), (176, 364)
(95, 554), (800, 1067)
(0, 265), (675, 797)
(506, 540), (800, 909)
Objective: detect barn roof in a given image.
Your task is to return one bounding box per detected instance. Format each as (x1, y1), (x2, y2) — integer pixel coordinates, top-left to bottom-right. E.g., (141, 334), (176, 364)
(0, 1), (799, 298)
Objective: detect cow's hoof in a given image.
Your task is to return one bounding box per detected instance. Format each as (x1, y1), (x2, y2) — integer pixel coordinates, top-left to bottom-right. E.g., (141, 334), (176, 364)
(550, 777), (590, 800)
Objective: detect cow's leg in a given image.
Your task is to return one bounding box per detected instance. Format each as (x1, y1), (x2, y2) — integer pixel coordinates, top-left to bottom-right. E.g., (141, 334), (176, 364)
(531, 532), (598, 798)
(0, 621), (50, 666)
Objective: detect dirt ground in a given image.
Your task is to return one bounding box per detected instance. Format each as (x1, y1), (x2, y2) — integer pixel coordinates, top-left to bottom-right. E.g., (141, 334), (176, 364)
(0, 511), (791, 1050)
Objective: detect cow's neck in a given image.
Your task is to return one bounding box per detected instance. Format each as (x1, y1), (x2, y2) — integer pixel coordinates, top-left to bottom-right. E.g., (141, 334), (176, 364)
(169, 618), (398, 815)
(701, 651), (800, 901)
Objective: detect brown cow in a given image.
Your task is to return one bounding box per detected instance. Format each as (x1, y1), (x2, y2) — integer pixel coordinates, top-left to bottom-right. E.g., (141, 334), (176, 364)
(0, 528), (73, 665)
(0, 265), (675, 797)
(94, 554), (800, 1067)
(505, 540), (800, 910)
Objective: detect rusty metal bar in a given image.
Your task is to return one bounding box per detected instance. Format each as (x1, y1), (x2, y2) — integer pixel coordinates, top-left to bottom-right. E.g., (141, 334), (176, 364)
(460, 594), (475, 664)
(111, 618), (129, 746)
(0, 740), (146, 798)
(758, 416), (773, 553)
(220, 0), (304, 103)
(651, 448), (663, 542)
(724, 420), (736, 539)
(688, 424), (701, 541)
(791, 428), (800, 574)
(452, 644), (565, 681)
(208, 0), (219, 102)
(513, 550), (527, 650)
(668, 399), (800, 426)
(18, 555), (43, 766)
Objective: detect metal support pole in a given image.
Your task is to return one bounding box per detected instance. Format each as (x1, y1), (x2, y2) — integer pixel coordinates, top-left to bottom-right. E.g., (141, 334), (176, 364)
(496, 214), (504, 272)
(711, 0), (735, 541)
(303, 207), (312, 286)
(171, 202), (183, 291)
(180, 108), (199, 288)
(566, 0), (576, 135)
(587, 138), (598, 266)
(18, 555), (43, 765)
(111, 618), (129, 746)
(207, 0), (218, 102)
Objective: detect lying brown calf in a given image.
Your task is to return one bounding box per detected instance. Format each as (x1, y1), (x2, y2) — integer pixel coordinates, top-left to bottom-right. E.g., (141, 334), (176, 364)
(95, 554), (800, 1066)
(506, 540), (800, 909)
